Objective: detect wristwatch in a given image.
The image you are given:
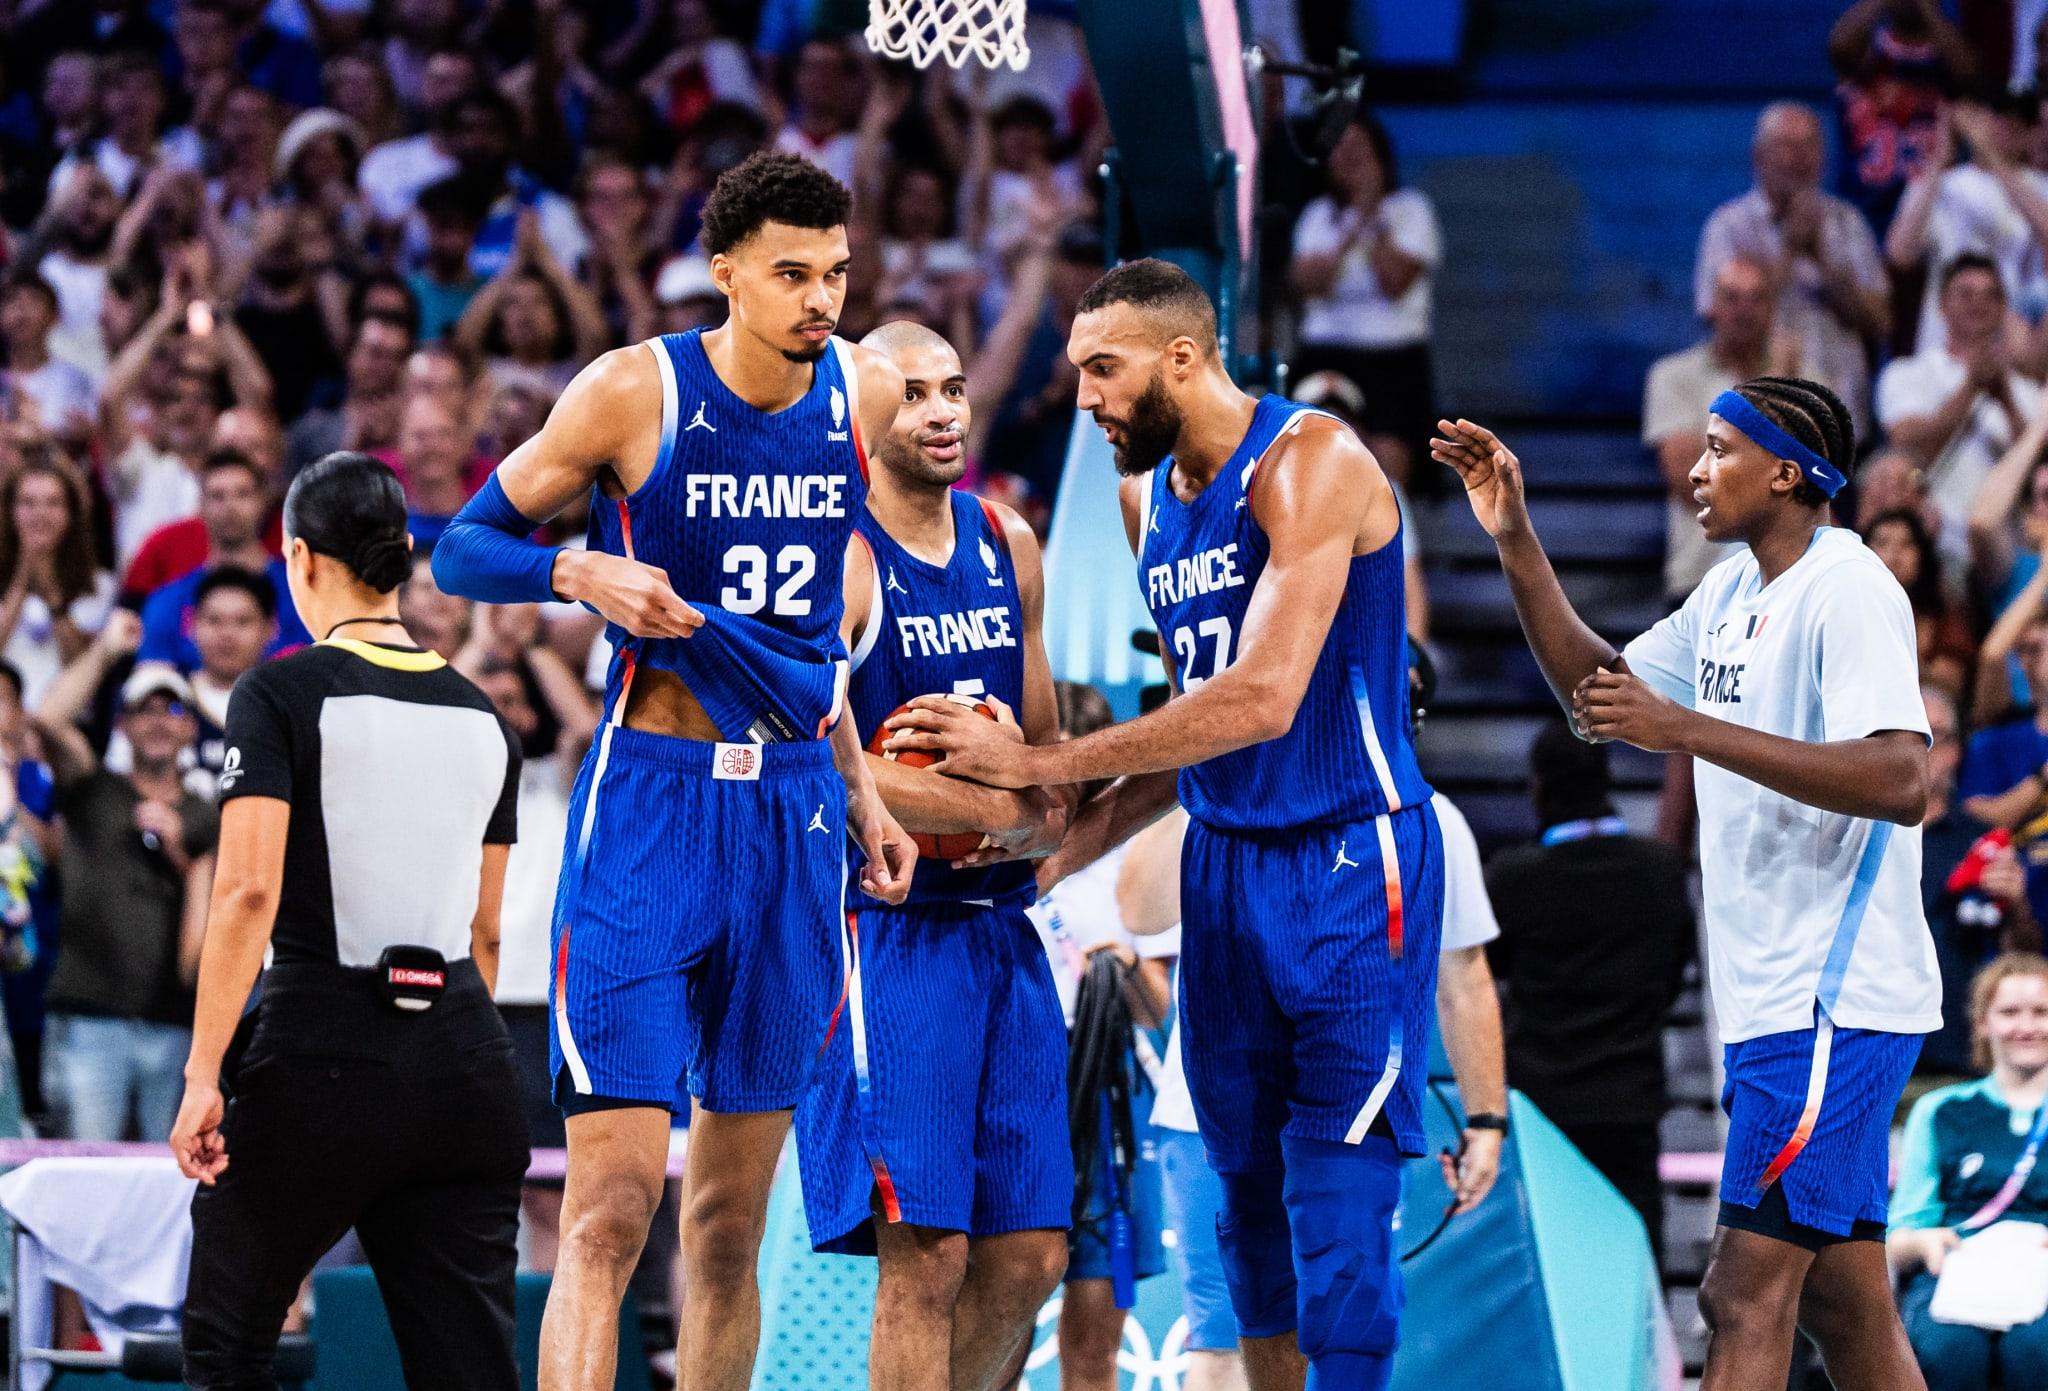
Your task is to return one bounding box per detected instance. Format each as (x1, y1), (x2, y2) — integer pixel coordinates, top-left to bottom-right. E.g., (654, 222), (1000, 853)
(1464, 1112), (1510, 1136)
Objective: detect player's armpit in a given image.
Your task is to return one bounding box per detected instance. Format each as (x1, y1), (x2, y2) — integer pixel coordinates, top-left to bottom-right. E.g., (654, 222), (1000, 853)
(497, 346), (663, 521)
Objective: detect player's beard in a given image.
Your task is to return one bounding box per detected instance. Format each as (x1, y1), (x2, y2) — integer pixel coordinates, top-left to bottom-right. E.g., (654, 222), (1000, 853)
(781, 318), (836, 364)
(1106, 371), (1183, 477)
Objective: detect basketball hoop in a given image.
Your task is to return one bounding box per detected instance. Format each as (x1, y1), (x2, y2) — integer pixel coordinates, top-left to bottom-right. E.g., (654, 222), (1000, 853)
(866, 0), (1029, 71)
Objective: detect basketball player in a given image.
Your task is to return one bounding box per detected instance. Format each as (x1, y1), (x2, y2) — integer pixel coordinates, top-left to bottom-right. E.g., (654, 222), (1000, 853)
(1431, 380), (1938, 1391)
(886, 260), (1442, 1391)
(432, 152), (916, 1391)
(793, 320), (1072, 1391)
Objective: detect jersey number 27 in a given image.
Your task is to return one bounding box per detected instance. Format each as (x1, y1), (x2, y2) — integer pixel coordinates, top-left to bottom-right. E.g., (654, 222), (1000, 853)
(1170, 617), (1234, 689)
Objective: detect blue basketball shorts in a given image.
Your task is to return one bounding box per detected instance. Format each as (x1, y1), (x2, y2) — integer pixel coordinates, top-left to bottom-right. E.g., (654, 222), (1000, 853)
(1159, 1128), (1237, 1351)
(549, 726), (847, 1115)
(1179, 803), (1444, 1173)
(793, 899), (1071, 1253)
(1718, 1010), (1924, 1238)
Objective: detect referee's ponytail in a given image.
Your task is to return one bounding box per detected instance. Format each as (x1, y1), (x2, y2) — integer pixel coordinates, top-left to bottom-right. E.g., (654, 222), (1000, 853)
(287, 452), (413, 594)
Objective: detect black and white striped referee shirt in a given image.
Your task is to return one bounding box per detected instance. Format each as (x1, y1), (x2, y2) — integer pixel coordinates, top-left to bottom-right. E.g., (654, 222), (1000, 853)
(220, 639), (521, 967)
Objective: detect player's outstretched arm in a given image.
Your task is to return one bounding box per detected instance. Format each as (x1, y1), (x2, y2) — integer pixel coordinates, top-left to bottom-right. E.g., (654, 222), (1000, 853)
(433, 347), (702, 639)
(886, 420), (1386, 788)
(1429, 419), (1621, 715)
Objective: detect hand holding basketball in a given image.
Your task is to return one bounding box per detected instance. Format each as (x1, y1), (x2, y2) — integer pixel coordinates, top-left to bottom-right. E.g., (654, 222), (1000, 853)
(871, 693), (1003, 858)
(882, 693), (1036, 789)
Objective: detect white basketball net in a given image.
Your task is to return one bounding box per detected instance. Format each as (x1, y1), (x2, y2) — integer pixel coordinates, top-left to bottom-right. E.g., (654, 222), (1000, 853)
(866, 0), (1030, 71)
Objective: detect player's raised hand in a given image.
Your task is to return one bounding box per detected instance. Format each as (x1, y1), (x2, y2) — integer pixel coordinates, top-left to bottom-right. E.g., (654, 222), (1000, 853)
(1573, 667), (1694, 753)
(556, 549), (704, 639)
(1429, 419), (1531, 540)
(883, 695), (1035, 787)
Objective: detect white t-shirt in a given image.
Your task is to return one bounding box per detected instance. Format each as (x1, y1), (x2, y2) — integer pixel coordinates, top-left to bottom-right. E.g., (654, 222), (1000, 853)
(1291, 189), (1441, 350)
(1434, 792), (1501, 952)
(1026, 846), (1178, 1027)
(495, 753), (571, 1005)
(34, 252), (108, 383)
(1915, 164), (2048, 351)
(3, 360), (96, 437)
(1874, 350), (2042, 567)
(773, 126), (858, 190)
(358, 134), (458, 227)
(1621, 527), (1941, 1042)
(111, 439), (201, 570)
(3, 572), (115, 710)
(1152, 794), (1493, 1133)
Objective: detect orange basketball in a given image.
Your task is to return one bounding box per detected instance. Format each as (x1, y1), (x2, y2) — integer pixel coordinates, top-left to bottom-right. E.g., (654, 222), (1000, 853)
(870, 693), (997, 860)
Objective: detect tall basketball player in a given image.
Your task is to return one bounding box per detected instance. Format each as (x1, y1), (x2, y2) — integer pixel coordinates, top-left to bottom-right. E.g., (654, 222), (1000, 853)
(433, 152), (916, 1391)
(886, 260), (1442, 1391)
(793, 321), (1072, 1391)
(1433, 385), (1937, 1391)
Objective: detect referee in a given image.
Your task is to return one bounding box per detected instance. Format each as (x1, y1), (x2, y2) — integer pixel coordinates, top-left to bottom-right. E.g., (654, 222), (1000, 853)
(169, 451), (527, 1390)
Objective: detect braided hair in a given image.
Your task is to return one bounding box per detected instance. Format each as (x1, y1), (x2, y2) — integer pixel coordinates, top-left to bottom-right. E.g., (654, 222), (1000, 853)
(1728, 376), (1858, 509)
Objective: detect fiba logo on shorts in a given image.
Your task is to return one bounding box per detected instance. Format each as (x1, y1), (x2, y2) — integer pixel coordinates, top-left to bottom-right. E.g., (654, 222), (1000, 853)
(722, 746), (755, 777)
(712, 742), (763, 781)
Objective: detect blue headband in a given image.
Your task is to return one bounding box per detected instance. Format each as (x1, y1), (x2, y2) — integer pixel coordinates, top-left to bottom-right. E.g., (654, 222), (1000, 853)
(1708, 390), (1847, 499)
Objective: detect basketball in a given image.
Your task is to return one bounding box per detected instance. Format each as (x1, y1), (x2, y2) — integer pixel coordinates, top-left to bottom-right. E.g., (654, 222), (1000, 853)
(870, 693), (997, 859)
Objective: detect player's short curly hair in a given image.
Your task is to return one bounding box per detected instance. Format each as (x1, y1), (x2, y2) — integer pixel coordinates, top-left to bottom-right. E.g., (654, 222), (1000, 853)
(698, 152), (852, 256)
(1074, 257), (1218, 354)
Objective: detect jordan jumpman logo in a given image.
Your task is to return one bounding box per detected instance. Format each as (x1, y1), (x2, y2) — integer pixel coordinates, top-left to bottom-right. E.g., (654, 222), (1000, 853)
(1332, 840), (1359, 873)
(686, 401), (716, 432)
(807, 804), (829, 834)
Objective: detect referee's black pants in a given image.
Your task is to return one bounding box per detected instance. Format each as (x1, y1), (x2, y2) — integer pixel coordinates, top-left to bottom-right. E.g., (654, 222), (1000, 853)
(183, 960), (528, 1391)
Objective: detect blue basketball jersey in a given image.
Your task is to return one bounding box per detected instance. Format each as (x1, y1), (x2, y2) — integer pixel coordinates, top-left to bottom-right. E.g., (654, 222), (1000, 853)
(1139, 394), (1431, 830)
(847, 491), (1032, 909)
(586, 330), (869, 740)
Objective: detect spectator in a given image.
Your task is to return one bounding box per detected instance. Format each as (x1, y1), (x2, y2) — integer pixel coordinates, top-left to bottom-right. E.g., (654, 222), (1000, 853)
(1863, 508), (1974, 697)
(1830, 0), (1975, 232)
(357, 47), (479, 229)
(208, 84), (286, 251)
(0, 656), (60, 1126)
(34, 651), (216, 1141)
(651, 253), (726, 336)
(1915, 686), (2028, 1076)
(407, 172), (492, 342)
(275, 108), (371, 252)
(0, 273), (95, 445)
(322, 45), (401, 152)
(170, 567), (274, 798)
(1485, 722), (1694, 1270)
(0, 454), (114, 709)
(397, 548), (470, 659)
(1644, 253), (1806, 602)
(203, 0), (324, 110)
(1966, 395), (2048, 612)
(1694, 102), (1890, 435)
(287, 312), (414, 476)
(32, 163), (122, 379)
(10, 7), (166, 94)
(135, 449), (310, 670)
(1890, 953), (2048, 1389)
(47, 50), (200, 202)
(1887, 98), (2048, 355)
(403, 339), (484, 440)
(382, 0), (466, 119)
(1878, 253), (2044, 563)
(428, 87), (589, 280)
(392, 393), (480, 546)
(232, 205), (347, 423)
(453, 210), (608, 399)
(646, 99), (770, 257)
(1957, 622), (2048, 925)
(1288, 109), (1440, 486)
(476, 378), (552, 465)
(122, 406), (288, 603)
(639, 0), (760, 141)
(98, 291), (272, 566)
(573, 152), (660, 347)
(170, 2), (239, 133)
(772, 38), (863, 187)
(108, 165), (225, 294)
